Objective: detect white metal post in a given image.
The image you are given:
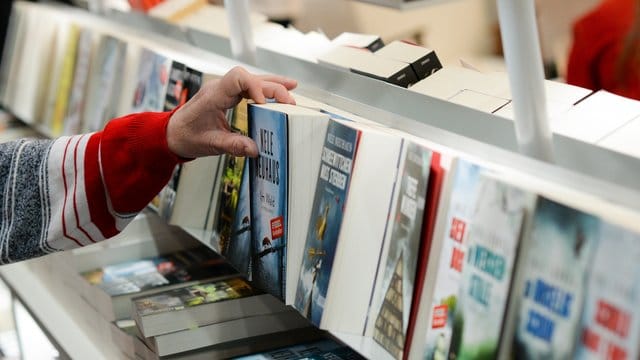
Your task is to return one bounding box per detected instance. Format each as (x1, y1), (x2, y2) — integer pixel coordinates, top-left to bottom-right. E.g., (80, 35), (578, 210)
(224, 0), (257, 66)
(497, 0), (554, 162)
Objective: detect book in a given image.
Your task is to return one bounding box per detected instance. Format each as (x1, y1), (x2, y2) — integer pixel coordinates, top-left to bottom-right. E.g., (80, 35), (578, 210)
(2, 6), (57, 125)
(48, 23), (81, 137)
(115, 42), (142, 117)
(404, 151), (451, 360)
(447, 174), (533, 360)
(374, 40), (443, 80)
(417, 159), (483, 360)
(224, 152), (253, 277)
(331, 32), (385, 52)
(80, 246), (238, 321)
(294, 118), (360, 327)
(295, 119), (404, 335)
(143, 310), (312, 357)
(507, 197), (599, 359)
(81, 35), (127, 132)
(130, 48), (172, 113)
(574, 222), (640, 360)
(318, 46), (418, 87)
(248, 103), (329, 302)
(132, 277), (286, 337)
(367, 141), (433, 359)
(234, 338), (366, 359)
(62, 28), (94, 135)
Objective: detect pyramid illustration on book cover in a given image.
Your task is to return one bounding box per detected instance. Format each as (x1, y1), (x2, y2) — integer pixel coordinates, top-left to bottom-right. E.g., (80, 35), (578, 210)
(374, 254), (405, 359)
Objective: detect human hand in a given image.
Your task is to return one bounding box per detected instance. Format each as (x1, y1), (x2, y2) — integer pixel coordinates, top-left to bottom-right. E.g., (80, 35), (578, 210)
(166, 66), (297, 159)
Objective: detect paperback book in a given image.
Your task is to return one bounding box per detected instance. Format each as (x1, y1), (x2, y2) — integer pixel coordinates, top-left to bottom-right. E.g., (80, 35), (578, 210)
(80, 246), (238, 320)
(132, 277), (286, 337)
(574, 222), (640, 360)
(216, 99), (250, 261)
(511, 197), (599, 359)
(294, 119), (360, 326)
(447, 175), (531, 360)
(369, 141), (432, 359)
(248, 104), (289, 300)
(422, 159), (483, 360)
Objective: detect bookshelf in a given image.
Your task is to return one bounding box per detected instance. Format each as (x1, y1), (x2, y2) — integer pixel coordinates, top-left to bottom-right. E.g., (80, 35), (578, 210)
(2, 1), (640, 359)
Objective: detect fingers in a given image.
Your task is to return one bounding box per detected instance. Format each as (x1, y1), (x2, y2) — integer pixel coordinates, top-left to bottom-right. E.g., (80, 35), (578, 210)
(222, 66), (296, 106)
(258, 74), (298, 90)
(262, 81), (296, 105)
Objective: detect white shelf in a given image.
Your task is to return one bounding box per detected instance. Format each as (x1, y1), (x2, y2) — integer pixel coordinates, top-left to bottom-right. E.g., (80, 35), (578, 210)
(0, 262), (118, 360)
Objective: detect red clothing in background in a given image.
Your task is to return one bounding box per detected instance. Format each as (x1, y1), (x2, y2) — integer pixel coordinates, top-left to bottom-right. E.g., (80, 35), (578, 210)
(567, 0), (640, 100)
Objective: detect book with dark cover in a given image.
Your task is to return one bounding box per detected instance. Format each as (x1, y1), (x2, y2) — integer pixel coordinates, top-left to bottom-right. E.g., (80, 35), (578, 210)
(370, 141), (432, 359)
(248, 104), (289, 300)
(216, 100), (250, 264)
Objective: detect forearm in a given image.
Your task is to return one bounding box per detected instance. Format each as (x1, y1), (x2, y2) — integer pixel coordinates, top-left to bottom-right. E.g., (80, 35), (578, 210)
(0, 111), (181, 264)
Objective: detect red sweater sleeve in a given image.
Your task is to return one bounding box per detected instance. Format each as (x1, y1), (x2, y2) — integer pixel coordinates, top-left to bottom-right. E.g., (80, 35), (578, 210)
(84, 111), (183, 238)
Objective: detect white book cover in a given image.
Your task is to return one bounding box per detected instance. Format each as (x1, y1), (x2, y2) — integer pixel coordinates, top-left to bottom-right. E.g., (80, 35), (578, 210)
(574, 222), (640, 360)
(448, 175), (532, 359)
(422, 159), (483, 360)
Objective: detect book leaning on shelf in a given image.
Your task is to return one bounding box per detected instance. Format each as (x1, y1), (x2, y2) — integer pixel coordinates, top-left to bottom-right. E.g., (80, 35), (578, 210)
(294, 118), (404, 335)
(406, 158), (535, 360)
(365, 140), (433, 360)
(246, 103), (330, 302)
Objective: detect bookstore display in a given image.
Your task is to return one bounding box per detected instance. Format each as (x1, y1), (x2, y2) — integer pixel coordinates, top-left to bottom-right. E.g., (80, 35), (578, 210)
(2, 1), (640, 360)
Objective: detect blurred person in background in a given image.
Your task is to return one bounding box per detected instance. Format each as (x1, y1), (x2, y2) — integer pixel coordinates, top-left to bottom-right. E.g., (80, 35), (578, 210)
(566, 0), (640, 100)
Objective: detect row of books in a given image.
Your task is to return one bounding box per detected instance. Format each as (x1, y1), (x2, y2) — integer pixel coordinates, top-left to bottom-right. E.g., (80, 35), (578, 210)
(229, 97), (640, 360)
(3, 2), (640, 360)
(23, 211), (366, 359)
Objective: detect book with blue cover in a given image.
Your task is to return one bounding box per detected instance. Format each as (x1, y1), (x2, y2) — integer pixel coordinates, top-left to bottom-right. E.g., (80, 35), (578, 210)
(512, 197), (599, 359)
(248, 104), (289, 300)
(294, 119), (360, 327)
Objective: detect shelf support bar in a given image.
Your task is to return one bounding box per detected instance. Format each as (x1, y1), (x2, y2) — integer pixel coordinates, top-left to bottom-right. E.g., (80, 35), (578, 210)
(497, 0), (554, 162)
(224, 0), (257, 66)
